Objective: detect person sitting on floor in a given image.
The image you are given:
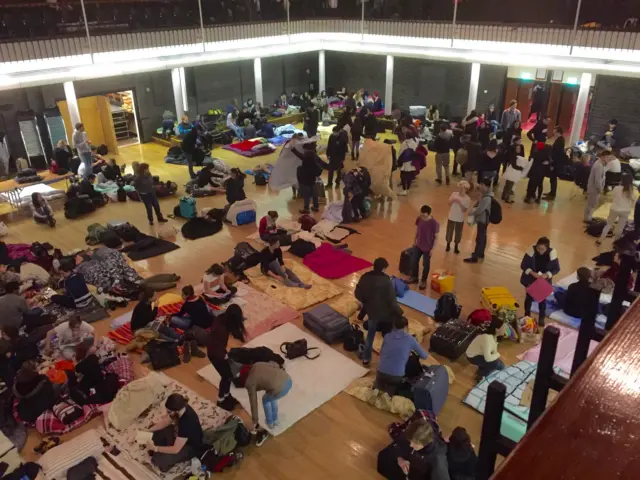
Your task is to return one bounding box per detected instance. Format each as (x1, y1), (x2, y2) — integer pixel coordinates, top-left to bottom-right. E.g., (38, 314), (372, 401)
(212, 168), (247, 211)
(259, 211), (281, 242)
(260, 238), (311, 289)
(68, 346), (120, 405)
(100, 157), (123, 182)
(30, 192), (55, 228)
(43, 315), (95, 357)
(13, 362), (59, 423)
(465, 317), (504, 382)
(447, 427), (477, 480)
(563, 267), (592, 319)
(51, 260), (93, 310)
(202, 264), (237, 305)
(375, 316), (428, 396)
(169, 285), (215, 330)
(52, 139), (73, 174)
(1, 326), (39, 373)
(76, 174), (106, 206)
(0, 281), (53, 334)
(131, 287), (182, 343)
(243, 118), (257, 139)
(244, 361), (293, 447)
(195, 163), (225, 192)
(147, 393), (204, 473)
(207, 303), (246, 411)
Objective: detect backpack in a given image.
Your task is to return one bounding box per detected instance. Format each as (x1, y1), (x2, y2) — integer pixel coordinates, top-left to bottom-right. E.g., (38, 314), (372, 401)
(254, 171), (267, 186)
(489, 197), (502, 224)
(467, 308), (492, 327)
(343, 324), (365, 352)
(145, 340), (181, 370)
(298, 214), (317, 232)
(117, 186), (127, 202)
(179, 196), (197, 219)
(455, 148), (468, 166)
(585, 218), (607, 237)
(433, 292), (462, 323)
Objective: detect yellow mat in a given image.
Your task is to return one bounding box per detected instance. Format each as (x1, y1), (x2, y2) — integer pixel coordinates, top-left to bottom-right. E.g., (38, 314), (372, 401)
(367, 317), (437, 354)
(327, 294), (361, 318)
(245, 261), (342, 311)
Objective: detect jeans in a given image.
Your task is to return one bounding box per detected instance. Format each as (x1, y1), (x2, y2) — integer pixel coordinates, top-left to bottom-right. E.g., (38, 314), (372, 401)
(473, 222), (488, 259)
(327, 165), (342, 186)
(209, 355), (233, 400)
(262, 377), (293, 426)
(467, 355), (505, 378)
(139, 192), (163, 223)
(351, 193), (367, 219)
(362, 316), (380, 362)
(157, 324), (181, 342)
(411, 246), (431, 281)
(162, 119), (174, 137)
(489, 120), (500, 135)
(230, 124), (244, 140)
(267, 260), (307, 288)
(299, 183), (318, 211)
(184, 152), (196, 179)
(480, 170), (498, 189)
(524, 293), (546, 327)
(351, 140), (360, 159)
(435, 152), (450, 181)
(169, 316), (192, 330)
(526, 174), (544, 201)
(374, 371), (403, 396)
(79, 151), (93, 178)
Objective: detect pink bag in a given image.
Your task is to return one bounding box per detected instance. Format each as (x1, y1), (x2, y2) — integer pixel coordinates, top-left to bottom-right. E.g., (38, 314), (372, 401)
(526, 277), (554, 303)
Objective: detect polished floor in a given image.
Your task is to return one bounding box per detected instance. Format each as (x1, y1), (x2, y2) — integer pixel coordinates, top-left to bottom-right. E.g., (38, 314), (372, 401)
(5, 134), (608, 479)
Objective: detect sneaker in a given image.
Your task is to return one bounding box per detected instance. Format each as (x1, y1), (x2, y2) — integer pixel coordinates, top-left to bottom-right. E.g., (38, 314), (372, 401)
(543, 194), (556, 200)
(535, 198), (541, 204)
(255, 429), (269, 447)
(445, 243), (451, 252)
(299, 209), (310, 214)
(463, 257), (478, 264)
(524, 198), (533, 204)
(418, 281), (426, 290)
(435, 179), (442, 185)
(397, 190), (408, 196)
(217, 395), (240, 411)
(158, 217), (168, 223)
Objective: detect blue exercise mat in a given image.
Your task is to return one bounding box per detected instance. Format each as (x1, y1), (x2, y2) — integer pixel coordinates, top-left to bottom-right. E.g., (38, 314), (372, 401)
(397, 290), (438, 317)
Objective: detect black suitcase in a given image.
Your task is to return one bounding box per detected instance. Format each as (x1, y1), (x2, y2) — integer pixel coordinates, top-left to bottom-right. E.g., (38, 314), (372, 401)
(399, 247), (414, 276)
(429, 319), (478, 360)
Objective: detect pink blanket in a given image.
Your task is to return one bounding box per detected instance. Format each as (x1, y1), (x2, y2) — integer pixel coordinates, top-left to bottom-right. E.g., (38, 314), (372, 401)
(518, 324), (599, 376)
(234, 283), (299, 340)
(302, 243), (372, 279)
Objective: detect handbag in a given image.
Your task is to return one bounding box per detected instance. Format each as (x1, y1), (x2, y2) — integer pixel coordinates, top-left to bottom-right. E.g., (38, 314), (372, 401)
(343, 324), (365, 352)
(280, 339), (320, 360)
(145, 340), (181, 370)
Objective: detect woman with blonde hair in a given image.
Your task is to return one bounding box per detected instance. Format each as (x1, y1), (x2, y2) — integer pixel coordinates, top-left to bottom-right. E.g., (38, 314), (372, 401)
(597, 173), (636, 245)
(446, 181), (471, 254)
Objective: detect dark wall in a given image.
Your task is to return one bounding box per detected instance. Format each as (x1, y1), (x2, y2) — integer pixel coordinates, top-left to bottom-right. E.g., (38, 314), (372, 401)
(0, 89), (31, 161)
(262, 56), (285, 107)
(587, 75), (640, 148)
(477, 65), (508, 115)
(193, 61), (254, 112)
(325, 52), (386, 99)
(283, 52), (319, 95)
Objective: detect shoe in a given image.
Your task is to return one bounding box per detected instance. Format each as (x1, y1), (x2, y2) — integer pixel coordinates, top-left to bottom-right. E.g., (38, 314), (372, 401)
(158, 217), (168, 223)
(446, 177), (450, 185)
(217, 395), (240, 412)
(445, 243), (451, 252)
(149, 221), (154, 226)
(299, 209), (310, 214)
(418, 281), (426, 290)
(311, 207), (319, 212)
(325, 184), (332, 189)
(361, 358), (370, 367)
(505, 200), (515, 204)
(406, 277), (419, 284)
(435, 179), (442, 185)
(463, 257), (478, 264)
(255, 429), (269, 447)
(34, 437), (60, 454)
(398, 190), (408, 196)
(543, 194), (556, 200)
(454, 246), (460, 254)
(190, 339), (206, 358)
(524, 198), (533, 204)
(182, 343), (191, 363)
(535, 198), (541, 204)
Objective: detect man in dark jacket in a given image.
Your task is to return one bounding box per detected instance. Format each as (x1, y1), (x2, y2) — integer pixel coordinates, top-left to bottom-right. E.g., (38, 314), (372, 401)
(525, 142), (551, 204)
(326, 127), (348, 188)
(181, 128), (198, 179)
(544, 126), (566, 200)
(291, 144), (328, 213)
(433, 124), (452, 185)
(354, 258), (403, 366)
(526, 117), (550, 158)
(304, 104), (319, 138)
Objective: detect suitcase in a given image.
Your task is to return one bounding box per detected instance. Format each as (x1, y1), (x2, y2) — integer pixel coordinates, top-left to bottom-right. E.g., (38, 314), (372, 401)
(429, 319), (478, 360)
(399, 247), (414, 277)
(481, 286), (520, 310)
(302, 304), (350, 344)
(179, 196), (197, 219)
(412, 365), (449, 415)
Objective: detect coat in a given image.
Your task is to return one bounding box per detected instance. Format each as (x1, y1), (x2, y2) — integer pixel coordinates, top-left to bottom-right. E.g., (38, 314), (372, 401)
(520, 247), (560, 287)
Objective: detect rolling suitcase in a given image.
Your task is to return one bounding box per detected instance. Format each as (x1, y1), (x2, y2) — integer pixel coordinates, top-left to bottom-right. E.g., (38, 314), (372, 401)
(481, 286), (520, 310)
(412, 365), (449, 415)
(399, 247), (414, 276)
(429, 319), (478, 360)
(303, 304), (350, 344)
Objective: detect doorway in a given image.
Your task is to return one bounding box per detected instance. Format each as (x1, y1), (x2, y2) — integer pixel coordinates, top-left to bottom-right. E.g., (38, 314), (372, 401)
(107, 91), (140, 148)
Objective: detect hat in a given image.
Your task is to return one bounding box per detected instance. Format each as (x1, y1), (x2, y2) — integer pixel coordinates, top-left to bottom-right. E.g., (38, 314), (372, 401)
(536, 141), (546, 151)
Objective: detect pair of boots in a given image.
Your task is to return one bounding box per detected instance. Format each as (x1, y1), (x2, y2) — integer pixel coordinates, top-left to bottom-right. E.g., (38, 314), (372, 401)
(445, 242), (460, 254)
(182, 338), (206, 363)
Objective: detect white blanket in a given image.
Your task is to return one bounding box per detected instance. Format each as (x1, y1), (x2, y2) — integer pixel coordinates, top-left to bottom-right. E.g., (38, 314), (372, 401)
(197, 323), (367, 436)
(268, 139), (316, 191)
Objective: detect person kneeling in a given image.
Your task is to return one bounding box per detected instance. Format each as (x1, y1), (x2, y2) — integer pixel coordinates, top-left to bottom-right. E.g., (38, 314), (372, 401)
(465, 317), (504, 382)
(147, 394), (204, 472)
(260, 239), (311, 289)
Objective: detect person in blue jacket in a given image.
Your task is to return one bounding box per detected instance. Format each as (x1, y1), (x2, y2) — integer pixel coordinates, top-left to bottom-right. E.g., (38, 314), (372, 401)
(520, 237), (560, 329)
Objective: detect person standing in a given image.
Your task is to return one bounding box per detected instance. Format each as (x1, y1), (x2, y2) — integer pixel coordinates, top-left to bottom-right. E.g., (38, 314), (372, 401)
(180, 127), (198, 179)
(500, 100), (521, 131)
(463, 133), (482, 183)
(464, 178), (493, 264)
(410, 205), (439, 290)
(354, 258), (404, 367)
(304, 104), (319, 138)
(485, 104), (499, 134)
(73, 123), (92, 179)
(351, 115), (362, 160)
(326, 126), (348, 188)
(291, 143), (328, 213)
(525, 142), (550, 204)
(597, 174), (636, 245)
(584, 151), (609, 223)
(446, 181), (471, 254)
(134, 163), (168, 225)
(433, 124), (452, 185)
(526, 117), (550, 158)
(520, 237), (560, 330)
(502, 144), (527, 203)
(544, 126), (565, 200)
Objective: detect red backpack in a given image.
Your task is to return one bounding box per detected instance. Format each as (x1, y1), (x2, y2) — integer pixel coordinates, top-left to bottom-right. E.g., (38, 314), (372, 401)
(467, 308), (492, 327)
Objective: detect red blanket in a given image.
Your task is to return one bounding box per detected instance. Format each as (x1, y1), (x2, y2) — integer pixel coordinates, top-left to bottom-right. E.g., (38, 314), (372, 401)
(303, 243), (372, 279)
(227, 139), (263, 152)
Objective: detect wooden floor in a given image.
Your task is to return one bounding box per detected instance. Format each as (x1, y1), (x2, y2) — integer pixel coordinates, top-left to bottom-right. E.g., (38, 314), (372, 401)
(3, 133), (609, 479)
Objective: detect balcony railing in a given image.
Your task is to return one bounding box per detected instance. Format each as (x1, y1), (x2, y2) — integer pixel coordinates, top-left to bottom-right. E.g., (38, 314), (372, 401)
(1, 1), (640, 64)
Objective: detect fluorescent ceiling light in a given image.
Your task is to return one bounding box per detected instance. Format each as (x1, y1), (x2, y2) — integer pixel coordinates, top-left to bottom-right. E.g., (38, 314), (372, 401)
(520, 72), (533, 80)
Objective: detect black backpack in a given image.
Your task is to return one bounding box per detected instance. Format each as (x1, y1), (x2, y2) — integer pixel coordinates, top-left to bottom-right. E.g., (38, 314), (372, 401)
(117, 186), (127, 202)
(145, 340), (181, 370)
(585, 218), (607, 237)
(343, 324), (365, 352)
(433, 292), (462, 323)
(254, 171), (267, 186)
(96, 144), (108, 156)
(489, 197), (502, 224)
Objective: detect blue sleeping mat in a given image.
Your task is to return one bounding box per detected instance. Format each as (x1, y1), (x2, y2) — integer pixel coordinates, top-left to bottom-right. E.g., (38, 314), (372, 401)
(397, 290), (437, 317)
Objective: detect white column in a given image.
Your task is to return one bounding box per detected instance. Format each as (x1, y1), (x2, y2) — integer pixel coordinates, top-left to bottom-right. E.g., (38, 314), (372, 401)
(63, 81), (81, 128)
(467, 62), (481, 114)
(171, 68), (185, 120)
(384, 55), (394, 116)
(570, 72), (593, 145)
(254, 58), (264, 105)
(318, 50), (326, 94)
(179, 67), (189, 113)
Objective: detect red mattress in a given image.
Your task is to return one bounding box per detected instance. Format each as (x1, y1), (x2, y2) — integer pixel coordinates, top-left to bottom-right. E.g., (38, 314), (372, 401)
(303, 243), (372, 279)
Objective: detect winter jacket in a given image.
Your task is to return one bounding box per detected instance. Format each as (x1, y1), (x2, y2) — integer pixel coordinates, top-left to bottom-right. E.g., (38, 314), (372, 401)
(354, 271), (403, 321)
(520, 247), (560, 287)
(327, 131), (348, 166)
(433, 132), (452, 154)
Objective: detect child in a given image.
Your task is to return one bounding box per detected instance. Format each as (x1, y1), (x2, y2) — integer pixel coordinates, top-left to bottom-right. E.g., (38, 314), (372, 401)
(447, 427), (477, 480)
(202, 264), (237, 305)
(563, 267), (592, 318)
(465, 317), (504, 381)
(30, 192), (55, 227)
(169, 285), (215, 330)
(446, 181), (470, 254)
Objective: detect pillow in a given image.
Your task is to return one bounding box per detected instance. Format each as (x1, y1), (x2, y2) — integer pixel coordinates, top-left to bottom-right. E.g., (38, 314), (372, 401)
(39, 429), (104, 480)
(52, 400), (83, 425)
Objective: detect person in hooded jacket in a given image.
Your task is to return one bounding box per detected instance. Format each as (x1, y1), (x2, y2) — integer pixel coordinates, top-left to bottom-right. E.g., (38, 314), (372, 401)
(447, 427), (477, 480)
(520, 236), (560, 329)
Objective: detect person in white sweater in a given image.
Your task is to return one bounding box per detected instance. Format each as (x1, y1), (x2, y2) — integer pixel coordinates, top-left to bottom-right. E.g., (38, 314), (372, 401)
(466, 318), (504, 381)
(597, 174), (636, 245)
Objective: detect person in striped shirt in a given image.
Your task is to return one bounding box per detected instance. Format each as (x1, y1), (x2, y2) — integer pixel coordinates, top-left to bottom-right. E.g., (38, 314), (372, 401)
(51, 260), (93, 310)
